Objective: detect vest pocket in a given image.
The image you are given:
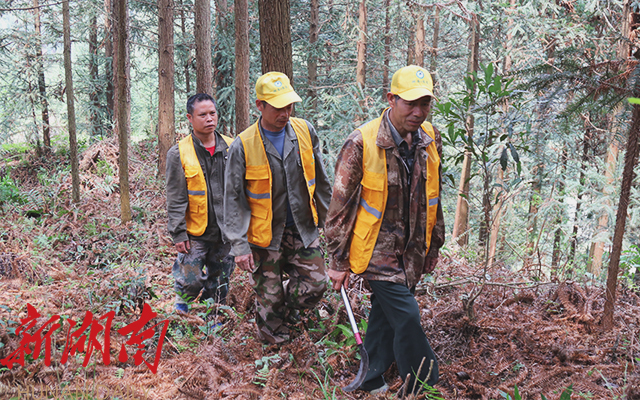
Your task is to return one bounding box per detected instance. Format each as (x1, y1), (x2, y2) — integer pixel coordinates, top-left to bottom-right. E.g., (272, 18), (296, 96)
(353, 207), (377, 240)
(244, 164), (272, 246)
(184, 167), (206, 214)
(245, 165), (271, 220)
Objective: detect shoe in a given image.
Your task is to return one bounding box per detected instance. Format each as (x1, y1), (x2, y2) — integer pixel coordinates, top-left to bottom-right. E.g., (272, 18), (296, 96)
(360, 378), (389, 394)
(285, 309), (301, 324)
(175, 303), (189, 313)
(370, 382), (389, 395)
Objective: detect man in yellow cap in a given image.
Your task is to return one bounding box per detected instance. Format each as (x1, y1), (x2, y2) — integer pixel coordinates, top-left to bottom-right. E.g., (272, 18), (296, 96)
(325, 66), (443, 393)
(224, 72), (332, 344)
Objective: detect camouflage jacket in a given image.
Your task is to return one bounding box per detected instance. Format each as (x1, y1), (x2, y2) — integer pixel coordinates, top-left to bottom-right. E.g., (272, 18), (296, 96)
(325, 111), (445, 289)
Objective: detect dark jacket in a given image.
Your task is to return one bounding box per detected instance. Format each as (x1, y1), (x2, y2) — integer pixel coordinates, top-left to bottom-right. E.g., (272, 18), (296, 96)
(224, 118), (333, 256)
(325, 111), (445, 289)
(166, 132), (230, 244)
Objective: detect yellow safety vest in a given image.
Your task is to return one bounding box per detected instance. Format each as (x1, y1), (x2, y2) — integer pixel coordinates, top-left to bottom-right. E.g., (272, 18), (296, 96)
(178, 134), (233, 236)
(238, 118), (318, 248)
(349, 113), (440, 274)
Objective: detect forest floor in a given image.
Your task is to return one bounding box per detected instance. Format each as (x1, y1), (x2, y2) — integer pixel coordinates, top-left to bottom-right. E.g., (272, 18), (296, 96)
(0, 140), (639, 400)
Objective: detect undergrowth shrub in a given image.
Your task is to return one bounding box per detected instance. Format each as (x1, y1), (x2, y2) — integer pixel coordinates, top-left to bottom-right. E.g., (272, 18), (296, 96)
(0, 174), (23, 206)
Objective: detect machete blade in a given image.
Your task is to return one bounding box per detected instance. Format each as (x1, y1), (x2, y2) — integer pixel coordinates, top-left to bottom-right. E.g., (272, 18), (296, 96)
(342, 343), (369, 392)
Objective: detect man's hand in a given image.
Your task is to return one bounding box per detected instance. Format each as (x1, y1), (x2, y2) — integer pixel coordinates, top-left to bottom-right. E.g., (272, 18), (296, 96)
(424, 256), (439, 275)
(175, 240), (191, 254)
(327, 269), (350, 291)
(235, 253), (255, 272)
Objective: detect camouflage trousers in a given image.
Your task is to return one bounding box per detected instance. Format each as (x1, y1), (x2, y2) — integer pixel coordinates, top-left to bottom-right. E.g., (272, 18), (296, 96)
(172, 239), (234, 306)
(250, 227), (328, 344)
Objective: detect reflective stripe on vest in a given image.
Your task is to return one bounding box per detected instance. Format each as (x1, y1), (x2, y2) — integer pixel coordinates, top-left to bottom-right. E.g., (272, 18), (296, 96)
(239, 118), (318, 248)
(178, 134), (233, 237)
(349, 113), (440, 274)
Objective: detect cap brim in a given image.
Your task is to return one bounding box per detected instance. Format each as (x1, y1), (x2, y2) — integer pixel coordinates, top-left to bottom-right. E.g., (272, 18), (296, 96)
(265, 91), (302, 108)
(397, 88), (436, 102)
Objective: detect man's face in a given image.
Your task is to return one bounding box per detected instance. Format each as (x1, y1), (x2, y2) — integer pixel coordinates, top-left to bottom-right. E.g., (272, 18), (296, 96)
(386, 93), (432, 136)
(257, 100), (293, 132)
(187, 100), (218, 136)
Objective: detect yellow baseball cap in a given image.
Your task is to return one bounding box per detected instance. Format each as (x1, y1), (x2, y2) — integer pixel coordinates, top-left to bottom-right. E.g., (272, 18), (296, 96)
(255, 72), (302, 108)
(391, 65), (435, 101)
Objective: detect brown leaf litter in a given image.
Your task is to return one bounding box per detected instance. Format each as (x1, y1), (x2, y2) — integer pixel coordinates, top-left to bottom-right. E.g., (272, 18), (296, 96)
(0, 140), (638, 399)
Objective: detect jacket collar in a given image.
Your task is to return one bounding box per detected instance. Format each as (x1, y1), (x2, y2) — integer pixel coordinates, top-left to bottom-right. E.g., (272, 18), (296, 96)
(256, 118), (296, 160)
(191, 131), (228, 155)
(377, 108), (432, 150)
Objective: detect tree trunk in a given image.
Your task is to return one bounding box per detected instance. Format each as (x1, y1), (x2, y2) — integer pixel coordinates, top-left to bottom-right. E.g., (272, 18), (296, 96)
(158, 0), (175, 179)
(568, 123), (591, 267)
(589, 0), (631, 275)
(526, 129), (544, 261)
(451, 14), (480, 247)
(179, 0), (191, 94)
(356, 0), (367, 88)
(114, 0), (132, 223)
(487, 0), (515, 263)
(63, 0), (80, 203)
(427, 5), (440, 123)
(307, 0), (319, 117)
(487, 166), (504, 268)
(588, 118), (620, 275)
(235, 0), (250, 134)
(552, 146), (568, 270)
(33, 0), (51, 153)
(478, 162), (490, 253)
(195, 0), (213, 94)
(381, 0), (390, 98)
(213, 0), (231, 101)
(602, 78), (640, 330)
(429, 6), (440, 78)
(258, 0), (293, 78)
(105, 0), (114, 122)
(406, 26), (415, 65)
(414, 13), (424, 68)
(89, 13), (101, 138)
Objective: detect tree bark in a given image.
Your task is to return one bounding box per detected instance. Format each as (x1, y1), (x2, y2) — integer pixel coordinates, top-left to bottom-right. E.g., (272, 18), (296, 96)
(63, 0), (80, 203)
(213, 0), (231, 100)
(552, 146), (568, 269)
(588, 118), (620, 275)
(589, 0), (631, 275)
(429, 6), (439, 79)
(406, 26), (415, 66)
(33, 0), (51, 153)
(258, 0), (293, 78)
(381, 0), (390, 98)
(487, 0), (515, 263)
(602, 80), (640, 330)
(89, 13), (101, 138)
(569, 123), (591, 267)
(451, 13), (480, 247)
(356, 0), (367, 88)
(114, 0), (132, 223)
(179, 0), (191, 94)
(104, 0), (114, 122)
(414, 13), (425, 68)
(307, 0), (319, 117)
(235, 0), (250, 134)
(526, 128), (544, 261)
(195, 0), (213, 94)
(487, 166), (504, 268)
(158, 0), (175, 179)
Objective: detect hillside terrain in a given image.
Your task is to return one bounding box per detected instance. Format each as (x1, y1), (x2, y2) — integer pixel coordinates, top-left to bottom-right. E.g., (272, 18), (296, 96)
(0, 142), (638, 399)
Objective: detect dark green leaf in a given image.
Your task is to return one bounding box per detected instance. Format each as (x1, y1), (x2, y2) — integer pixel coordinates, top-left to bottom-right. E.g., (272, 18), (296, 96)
(500, 147), (508, 171)
(508, 142), (520, 163)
